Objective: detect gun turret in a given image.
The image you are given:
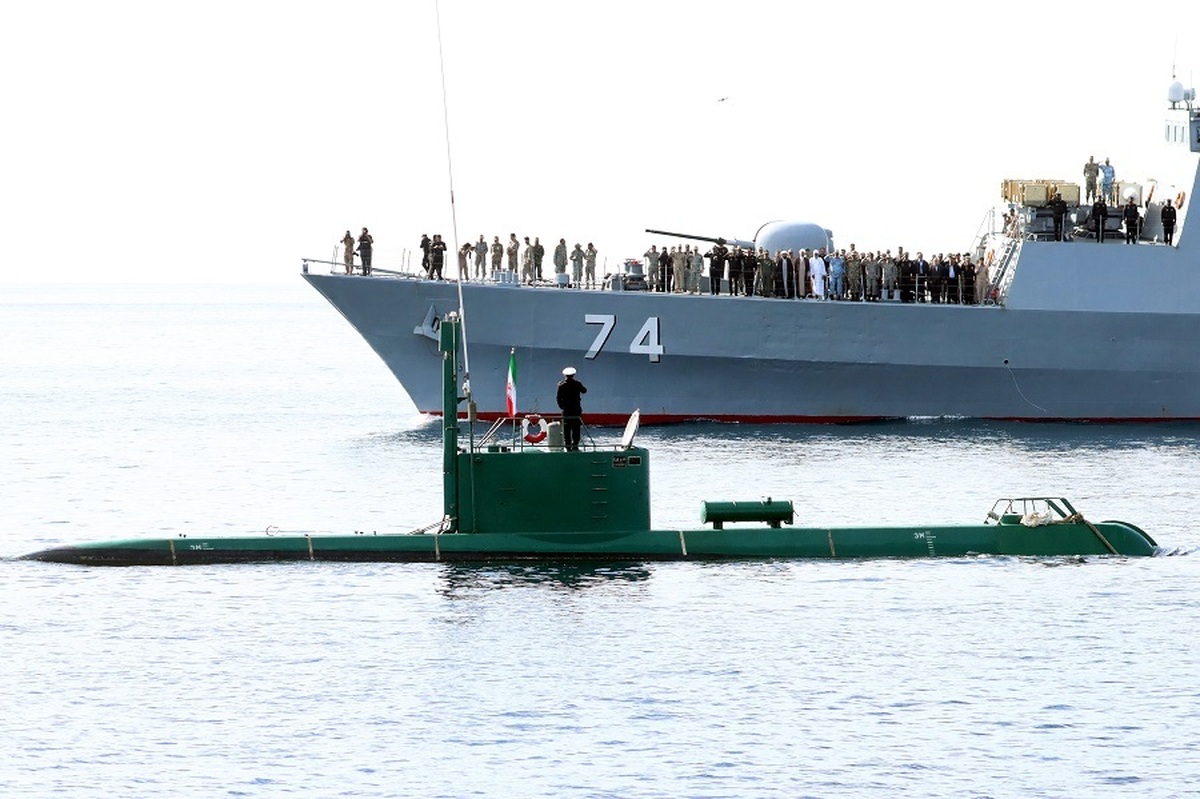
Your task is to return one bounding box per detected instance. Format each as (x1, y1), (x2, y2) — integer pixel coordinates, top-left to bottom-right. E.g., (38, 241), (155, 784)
(646, 222), (834, 256)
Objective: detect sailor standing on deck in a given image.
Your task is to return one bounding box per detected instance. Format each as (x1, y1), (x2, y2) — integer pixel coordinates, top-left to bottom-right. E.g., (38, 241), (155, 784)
(1162, 199), (1177, 246)
(570, 243), (585, 286)
(584, 243), (598, 288)
(705, 240), (727, 295)
(490, 236), (504, 275)
(1100, 158), (1116, 205)
(671, 246), (688, 293)
(521, 236), (534, 283)
(1083, 156), (1099, 203)
(532, 237), (546, 281)
(1049, 192), (1068, 241)
(507, 234), (520, 273)
(1123, 198), (1140, 244)
(1093, 196), (1108, 242)
(474, 235), (488, 279)
(554, 238), (569, 280)
(341, 230), (355, 274)
(556, 367), (587, 451)
(357, 228), (374, 275)
(428, 234), (445, 279)
(644, 245), (659, 290)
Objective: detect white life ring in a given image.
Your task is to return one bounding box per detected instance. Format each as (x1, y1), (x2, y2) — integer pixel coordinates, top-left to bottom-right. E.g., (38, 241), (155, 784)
(521, 414), (547, 444)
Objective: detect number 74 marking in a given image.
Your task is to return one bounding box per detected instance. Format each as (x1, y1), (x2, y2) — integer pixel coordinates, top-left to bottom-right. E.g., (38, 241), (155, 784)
(585, 314), (664, 362)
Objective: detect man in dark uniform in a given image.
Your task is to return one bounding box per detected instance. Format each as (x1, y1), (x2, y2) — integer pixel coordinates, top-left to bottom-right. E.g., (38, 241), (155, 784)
(705, 239), (728, 295)
(420, 234), (431, 276)
(429, 234), (447, 278)
(1162, 199), (1177, 245)
(897, 250), (914, 303)
(727, 248), (742, 296)
(1122, 199), (1140, 244)
(357, 228), (374, 275)
(1048, 192), (1068, 241)
(1092, 196), (1108, 242)
(556, 367), (587, 451)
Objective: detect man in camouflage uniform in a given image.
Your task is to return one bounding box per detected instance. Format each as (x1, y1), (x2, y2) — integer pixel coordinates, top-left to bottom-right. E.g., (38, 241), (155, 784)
(864, 251), (881, 301)
(506, 234), (520, 273)
(531, 237), (545, 280)
(474, 235), (488, 279)
(490, 236), (504, 275)
(845, 244), (863, 301)
(1083, 155), (1099, 203)
(341, 230), (355, 275)
(882, 249), (897, 300)
(643, 245), (659, 291)
(671, 246), (687, 293)
(569, 243), (585, 286)
(521, 236), (534, 283)
(553, 238), (569, 281)
(584, 243), (598, 288)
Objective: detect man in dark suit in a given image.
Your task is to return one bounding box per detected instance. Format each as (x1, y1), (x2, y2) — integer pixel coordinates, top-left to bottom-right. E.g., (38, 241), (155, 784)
(1162, 199), (1178, 245)
(1122, 199), (1140, 244)
(1092, 197), (1108, 242)
(912, 252), (929, 302)
(1049, 192), (1068, 241)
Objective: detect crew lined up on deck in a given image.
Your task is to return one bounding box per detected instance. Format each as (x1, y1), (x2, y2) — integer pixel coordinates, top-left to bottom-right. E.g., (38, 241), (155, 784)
(641, 243), (991, 305)
(337, 230), (991, 304)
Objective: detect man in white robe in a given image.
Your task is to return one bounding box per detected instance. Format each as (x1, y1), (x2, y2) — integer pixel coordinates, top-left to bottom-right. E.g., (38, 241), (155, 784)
(809, 250), (827, 299)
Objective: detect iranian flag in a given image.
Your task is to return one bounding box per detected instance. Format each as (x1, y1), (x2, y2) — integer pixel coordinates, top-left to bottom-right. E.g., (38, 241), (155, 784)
(505, 349), (517, 417)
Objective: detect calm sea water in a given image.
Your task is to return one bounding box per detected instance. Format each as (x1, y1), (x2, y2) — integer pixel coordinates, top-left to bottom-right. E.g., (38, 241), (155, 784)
(2, 283), (1199, 798)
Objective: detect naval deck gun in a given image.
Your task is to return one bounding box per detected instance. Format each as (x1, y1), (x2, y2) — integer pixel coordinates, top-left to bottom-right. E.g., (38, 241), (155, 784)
(647, 221), (834, 255)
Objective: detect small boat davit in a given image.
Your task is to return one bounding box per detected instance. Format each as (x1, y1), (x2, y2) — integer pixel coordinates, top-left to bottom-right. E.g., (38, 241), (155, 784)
(22, 314), (1158, 566)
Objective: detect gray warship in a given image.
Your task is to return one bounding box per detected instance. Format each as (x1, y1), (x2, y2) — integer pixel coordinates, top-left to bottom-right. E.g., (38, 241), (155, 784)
(302, 84), (1200, 424)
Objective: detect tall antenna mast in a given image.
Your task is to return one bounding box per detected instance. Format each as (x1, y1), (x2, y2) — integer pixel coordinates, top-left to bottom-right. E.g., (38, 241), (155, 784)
(434, 0), (471, 391)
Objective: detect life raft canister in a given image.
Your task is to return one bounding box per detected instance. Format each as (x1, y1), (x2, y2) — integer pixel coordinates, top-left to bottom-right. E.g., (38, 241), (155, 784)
(521, 414), (547, 444)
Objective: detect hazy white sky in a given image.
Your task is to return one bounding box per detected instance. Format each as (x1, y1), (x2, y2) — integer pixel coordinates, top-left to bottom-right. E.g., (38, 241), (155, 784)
(2, 0), (1198, 284)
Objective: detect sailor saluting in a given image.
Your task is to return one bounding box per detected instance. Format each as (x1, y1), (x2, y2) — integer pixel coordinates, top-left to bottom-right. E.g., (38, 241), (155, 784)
(556, 367), (587, 451)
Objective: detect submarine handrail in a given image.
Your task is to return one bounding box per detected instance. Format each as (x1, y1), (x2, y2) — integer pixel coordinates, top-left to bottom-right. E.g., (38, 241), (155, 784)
(985, 496), (1082, 524)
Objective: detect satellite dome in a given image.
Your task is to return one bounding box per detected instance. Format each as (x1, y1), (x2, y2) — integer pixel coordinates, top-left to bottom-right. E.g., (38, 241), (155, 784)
(1168, 80), (1185, 104)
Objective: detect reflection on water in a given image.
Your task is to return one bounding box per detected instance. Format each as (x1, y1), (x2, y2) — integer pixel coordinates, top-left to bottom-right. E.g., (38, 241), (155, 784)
(436, 562), (654, 596)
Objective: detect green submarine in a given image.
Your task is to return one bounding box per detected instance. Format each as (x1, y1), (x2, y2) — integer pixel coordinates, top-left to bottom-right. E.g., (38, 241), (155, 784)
(23, 313), (1158, 566)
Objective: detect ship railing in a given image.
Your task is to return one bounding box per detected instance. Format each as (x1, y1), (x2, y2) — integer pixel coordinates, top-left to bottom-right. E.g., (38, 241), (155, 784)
(473, 415), (598, 453)
(984, 497), (1080, 526)
(300, 257), (425, 278)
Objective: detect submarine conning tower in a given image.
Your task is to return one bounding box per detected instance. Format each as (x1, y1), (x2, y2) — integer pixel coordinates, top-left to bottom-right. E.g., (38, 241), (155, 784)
(439, 312), (653, 536)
